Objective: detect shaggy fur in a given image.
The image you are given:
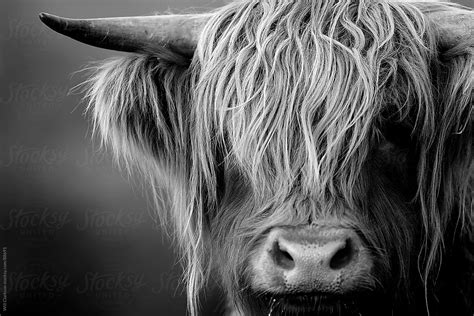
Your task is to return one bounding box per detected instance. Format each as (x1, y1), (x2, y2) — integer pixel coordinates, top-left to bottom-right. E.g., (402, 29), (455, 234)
(81, 0), (472, 315)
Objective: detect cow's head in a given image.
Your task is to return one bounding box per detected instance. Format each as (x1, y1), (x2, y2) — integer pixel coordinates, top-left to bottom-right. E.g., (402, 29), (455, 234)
(40, 1), (473, 315)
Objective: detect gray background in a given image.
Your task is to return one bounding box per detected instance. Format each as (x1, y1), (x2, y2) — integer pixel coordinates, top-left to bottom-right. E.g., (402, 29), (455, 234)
(0, 0), (471, 315)
(0, 1), (226, 315)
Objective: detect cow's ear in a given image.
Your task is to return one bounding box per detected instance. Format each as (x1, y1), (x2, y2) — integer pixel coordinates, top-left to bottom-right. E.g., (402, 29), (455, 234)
(83, 54), (191, 183)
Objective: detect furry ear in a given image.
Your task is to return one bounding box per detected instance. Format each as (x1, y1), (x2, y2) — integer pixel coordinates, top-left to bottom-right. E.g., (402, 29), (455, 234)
(82, 54), (206, 315)
(83, 54), (191, 185)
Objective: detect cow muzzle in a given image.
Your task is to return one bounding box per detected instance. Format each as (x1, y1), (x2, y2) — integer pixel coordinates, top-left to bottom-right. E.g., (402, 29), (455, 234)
(250, 225), (374, 295)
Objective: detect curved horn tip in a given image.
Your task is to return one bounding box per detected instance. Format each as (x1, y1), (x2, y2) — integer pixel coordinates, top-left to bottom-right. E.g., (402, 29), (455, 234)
(39, 12), (65, 31)
(39, 12), (54, 23)
(39, 12), (49, 20)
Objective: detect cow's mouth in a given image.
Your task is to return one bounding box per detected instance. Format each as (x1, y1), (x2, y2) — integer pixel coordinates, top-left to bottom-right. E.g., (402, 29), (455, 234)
(259, 292), (373, 316)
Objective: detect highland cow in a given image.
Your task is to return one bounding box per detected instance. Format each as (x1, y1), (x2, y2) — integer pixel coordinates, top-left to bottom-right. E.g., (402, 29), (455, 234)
(40, 0), (473, 315)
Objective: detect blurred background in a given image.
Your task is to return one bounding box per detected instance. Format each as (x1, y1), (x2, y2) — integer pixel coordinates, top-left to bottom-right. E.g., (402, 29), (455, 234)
(0, 0), (226, 315)
(0, 0), (471, 315)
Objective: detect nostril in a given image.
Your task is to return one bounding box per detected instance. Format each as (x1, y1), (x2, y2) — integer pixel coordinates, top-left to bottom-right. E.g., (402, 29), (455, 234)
(329, 238), (355, 270)
(271, 241), (295, 270)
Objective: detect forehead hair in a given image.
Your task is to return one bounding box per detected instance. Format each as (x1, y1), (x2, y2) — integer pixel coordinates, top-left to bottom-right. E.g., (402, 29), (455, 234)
(191, 0), (437, 205)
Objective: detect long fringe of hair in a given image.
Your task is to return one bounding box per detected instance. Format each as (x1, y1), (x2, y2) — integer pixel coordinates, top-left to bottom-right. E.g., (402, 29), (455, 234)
(82, 0), (472, 314)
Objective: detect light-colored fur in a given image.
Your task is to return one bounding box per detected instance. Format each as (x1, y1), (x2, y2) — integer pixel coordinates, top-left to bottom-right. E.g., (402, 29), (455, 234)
(81, 0), (472, 314)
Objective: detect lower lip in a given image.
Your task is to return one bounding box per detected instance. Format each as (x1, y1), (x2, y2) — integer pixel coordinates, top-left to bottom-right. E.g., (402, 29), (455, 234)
(265, 293), (362, 315)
